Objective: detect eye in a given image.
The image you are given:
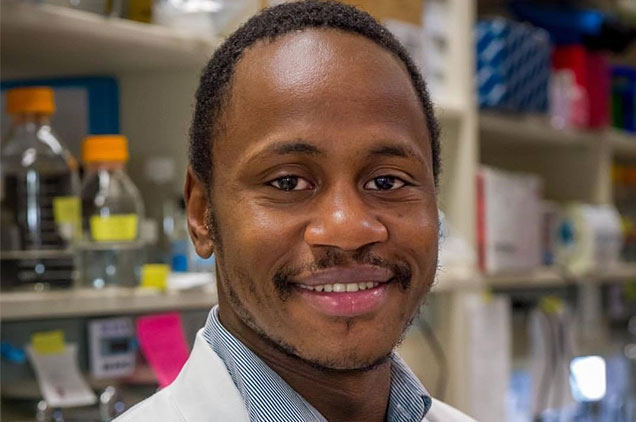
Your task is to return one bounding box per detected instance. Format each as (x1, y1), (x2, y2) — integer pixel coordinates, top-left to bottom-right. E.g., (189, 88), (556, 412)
(364, 175), (406, 191)
(269, 175), (314, 191)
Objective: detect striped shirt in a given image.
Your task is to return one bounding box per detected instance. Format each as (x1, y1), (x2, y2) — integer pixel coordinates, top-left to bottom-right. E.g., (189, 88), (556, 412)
(202, 305), (432, 421)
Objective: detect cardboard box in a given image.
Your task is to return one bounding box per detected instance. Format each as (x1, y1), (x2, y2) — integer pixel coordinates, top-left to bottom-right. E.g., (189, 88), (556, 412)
(342, 0), (424, 26)
(477, 166), (543, 274)
(262, 0), (425, 26)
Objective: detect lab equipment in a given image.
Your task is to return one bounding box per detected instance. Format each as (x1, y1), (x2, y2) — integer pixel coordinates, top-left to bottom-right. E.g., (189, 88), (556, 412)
(0, 87), (80, 291)
(79, 135), (145, 288)
(88, 317), (136, 379)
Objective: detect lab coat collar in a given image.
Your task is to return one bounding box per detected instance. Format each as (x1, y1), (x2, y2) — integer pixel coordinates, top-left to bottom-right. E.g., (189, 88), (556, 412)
(169, 329), (250, 422)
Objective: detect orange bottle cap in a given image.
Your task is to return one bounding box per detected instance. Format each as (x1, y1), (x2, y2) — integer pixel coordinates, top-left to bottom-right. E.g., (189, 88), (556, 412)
(6, 87), (55, 115)
(82, 135), (129, 163)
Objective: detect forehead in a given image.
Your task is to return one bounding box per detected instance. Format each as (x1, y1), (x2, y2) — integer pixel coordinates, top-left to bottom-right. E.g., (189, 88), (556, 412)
(215, 28), (429, 158)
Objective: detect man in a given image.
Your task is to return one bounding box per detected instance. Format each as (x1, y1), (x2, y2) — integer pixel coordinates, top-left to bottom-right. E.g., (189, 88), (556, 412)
(117, 1), (475, 421)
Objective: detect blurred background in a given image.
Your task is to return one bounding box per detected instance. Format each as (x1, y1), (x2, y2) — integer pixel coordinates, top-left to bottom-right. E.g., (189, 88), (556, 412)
(2, 0), (636, 421)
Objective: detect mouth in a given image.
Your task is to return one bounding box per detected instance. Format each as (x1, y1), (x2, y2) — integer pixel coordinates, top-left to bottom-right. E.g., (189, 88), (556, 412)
(297, 281), (381, 292)
(291, 266), (394, 318)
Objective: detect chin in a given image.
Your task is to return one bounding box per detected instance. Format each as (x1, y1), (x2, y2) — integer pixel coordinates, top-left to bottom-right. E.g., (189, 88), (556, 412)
(294, 345), (394, 373)
(282, 312), (412, 370)
(292, 326), (404, 372)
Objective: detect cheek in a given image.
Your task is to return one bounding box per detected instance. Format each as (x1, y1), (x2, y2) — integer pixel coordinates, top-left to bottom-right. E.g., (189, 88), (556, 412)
(217, 199), (306, 278)
(388, 204), (438, 254)
(385, 206), (439, 290)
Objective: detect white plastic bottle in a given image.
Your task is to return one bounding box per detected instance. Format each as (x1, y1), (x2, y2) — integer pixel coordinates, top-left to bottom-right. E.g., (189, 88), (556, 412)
(79, 135), (145, 288)
(0, 87), (80, 290)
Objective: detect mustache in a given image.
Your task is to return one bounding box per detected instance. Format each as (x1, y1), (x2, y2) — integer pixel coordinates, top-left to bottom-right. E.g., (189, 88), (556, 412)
(272, 247), (412, 298)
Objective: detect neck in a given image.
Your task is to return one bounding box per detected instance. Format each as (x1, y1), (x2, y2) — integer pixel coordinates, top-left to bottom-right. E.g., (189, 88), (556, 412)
(217, 298), (393, 422)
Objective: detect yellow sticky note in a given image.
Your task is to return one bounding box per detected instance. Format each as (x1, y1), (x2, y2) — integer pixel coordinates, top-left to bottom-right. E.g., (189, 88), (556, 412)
(53, 196), (80, 223)
(482, 289), (494, 303)
(90, 214), (138, 241)
(540, 296), (563, 315)
(31, 330), (65, 355)
(141, 264), (170, 291)
(53, 196), (81, 232)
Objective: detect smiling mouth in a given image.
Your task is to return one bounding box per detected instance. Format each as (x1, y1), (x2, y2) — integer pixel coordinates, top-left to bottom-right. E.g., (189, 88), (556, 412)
(289, 265), (395, 317)
(291, 265), (393, 292)
(293, 280), (391, 318)
(296, 281), (382, 292)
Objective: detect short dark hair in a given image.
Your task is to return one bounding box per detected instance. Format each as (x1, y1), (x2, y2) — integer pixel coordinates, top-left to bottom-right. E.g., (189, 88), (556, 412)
(189, 0), (441, 190)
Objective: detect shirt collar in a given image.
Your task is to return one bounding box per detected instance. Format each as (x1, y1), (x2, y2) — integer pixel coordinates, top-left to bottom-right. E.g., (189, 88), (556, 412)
(203, 305), (431, 421)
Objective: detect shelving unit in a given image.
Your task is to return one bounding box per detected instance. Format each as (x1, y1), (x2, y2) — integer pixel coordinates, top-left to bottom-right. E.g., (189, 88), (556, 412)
(480, 112), (601, 149)
(587, 262), (636, 282)
(480, 112), (628, 204)
(0, 1), (218, 79)
(480, 111), (636, 157)
(484, 267), (566, 289)
(611, 129), (636, 160)
(0, 287), (218, 321)
(483, 263), (636, 290)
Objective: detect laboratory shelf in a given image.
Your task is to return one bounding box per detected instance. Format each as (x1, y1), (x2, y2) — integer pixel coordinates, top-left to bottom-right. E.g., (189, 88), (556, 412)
(0, 286), (217, 322)
(484, 267), (567, 290)
(483, 263), (636, 290)
(0, 1), (219, 78)
(480, 111), (636, 157)
(480, 112), (600, 149)
(431, 267), (481, 293)
(585, 262), (636, 282)
(610, 129), (636, 160)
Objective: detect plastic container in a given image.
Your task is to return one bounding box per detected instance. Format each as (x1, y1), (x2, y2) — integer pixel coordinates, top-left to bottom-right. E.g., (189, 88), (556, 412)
(0, 87), (80, 291)
(79, 135), (145, 288)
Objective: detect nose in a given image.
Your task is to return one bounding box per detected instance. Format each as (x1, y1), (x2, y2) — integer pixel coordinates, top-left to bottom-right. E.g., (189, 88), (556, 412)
(304, 184), (389, 251)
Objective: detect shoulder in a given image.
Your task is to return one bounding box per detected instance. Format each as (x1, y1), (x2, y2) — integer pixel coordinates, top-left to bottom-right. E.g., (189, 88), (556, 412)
(423, 398), (478, 422)
(113, 387), (184, 422)
(113, 327), (250, 422)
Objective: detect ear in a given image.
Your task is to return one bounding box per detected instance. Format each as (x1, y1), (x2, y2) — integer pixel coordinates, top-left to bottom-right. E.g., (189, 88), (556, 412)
(184, 166), (214, 258)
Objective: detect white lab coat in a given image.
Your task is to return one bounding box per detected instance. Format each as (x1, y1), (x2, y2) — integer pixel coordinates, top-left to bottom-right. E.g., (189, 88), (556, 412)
(115, 329), (477, 422)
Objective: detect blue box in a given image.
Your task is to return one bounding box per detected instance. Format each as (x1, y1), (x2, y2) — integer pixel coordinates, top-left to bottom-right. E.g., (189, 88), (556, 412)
(476, 18), (551, 112)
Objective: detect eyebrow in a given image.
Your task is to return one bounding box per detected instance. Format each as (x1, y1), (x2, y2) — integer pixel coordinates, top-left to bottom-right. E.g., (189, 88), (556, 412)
(249, 139), (424, 164)
(369, 144), (425, 164)
(263, 140), (322, 156)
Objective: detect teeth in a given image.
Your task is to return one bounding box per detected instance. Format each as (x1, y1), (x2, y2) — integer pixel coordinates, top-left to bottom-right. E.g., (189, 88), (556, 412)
(298, 282), (381, 292)
(333, 283), (346, 292)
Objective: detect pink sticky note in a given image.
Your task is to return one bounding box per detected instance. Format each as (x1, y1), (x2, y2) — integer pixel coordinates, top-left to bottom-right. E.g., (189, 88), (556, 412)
(136, 312), (189, 388)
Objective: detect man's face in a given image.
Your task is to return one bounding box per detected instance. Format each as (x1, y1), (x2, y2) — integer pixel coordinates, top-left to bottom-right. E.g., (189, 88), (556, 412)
(204, 29), (438, 370)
